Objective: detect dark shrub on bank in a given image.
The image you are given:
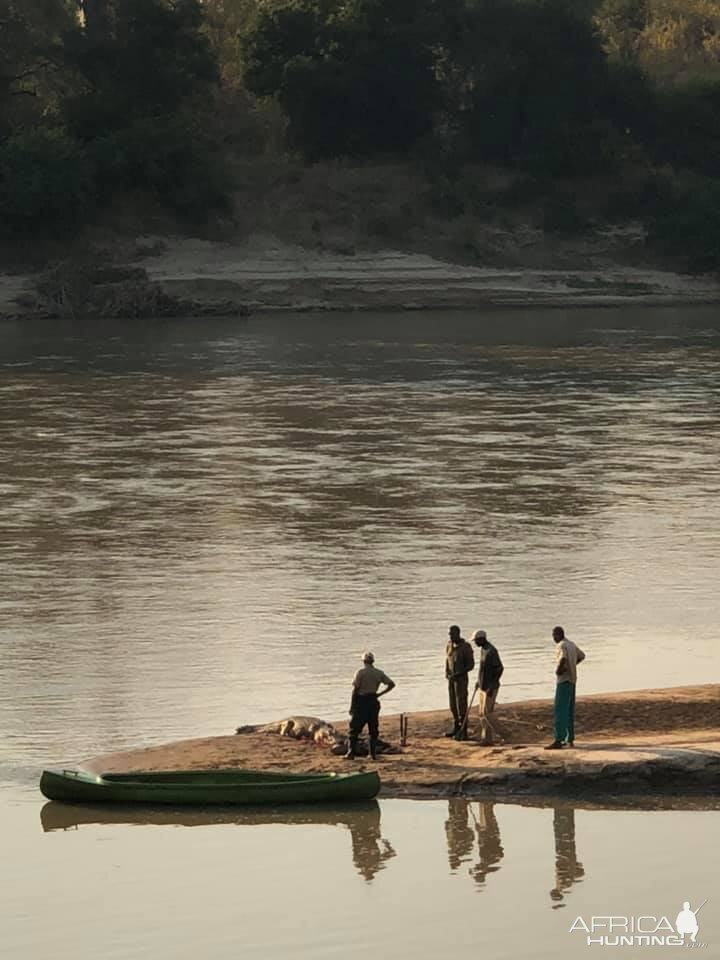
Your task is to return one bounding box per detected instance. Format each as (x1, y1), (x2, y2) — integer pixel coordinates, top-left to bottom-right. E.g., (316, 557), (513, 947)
(648, 82), (720, 178)
(647, 178), (720, 271)
(603, 169), (678, 221)
(0, 129), (95, 238)
(541, 191), (591, 235)
(0, 0), (229, 242)
(243, 0), (449, 160)
(87, 114), (229, 219)
(61, 0), (226, 218)
(455, 0), (620, 176)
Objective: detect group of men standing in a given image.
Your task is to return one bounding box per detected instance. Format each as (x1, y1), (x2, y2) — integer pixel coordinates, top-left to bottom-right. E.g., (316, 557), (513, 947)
(445, 624), (585, 749)
(344, 624), (585, 758)
(445, 625), (504, 743)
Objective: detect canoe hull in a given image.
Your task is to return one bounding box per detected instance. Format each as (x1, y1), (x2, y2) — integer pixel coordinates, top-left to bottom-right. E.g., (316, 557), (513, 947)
(39, 767), (380, 806)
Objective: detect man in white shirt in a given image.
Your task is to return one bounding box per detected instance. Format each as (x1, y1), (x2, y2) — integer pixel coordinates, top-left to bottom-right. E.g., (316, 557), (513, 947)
(545, 625), (585, 750)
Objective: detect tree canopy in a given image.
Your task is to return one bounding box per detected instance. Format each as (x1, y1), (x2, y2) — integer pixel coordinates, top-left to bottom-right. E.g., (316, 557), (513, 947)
(1, 0), (720, 264)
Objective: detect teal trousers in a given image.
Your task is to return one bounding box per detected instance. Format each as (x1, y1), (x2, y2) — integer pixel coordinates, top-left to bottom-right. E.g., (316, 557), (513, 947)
(554, 681), (576, 743)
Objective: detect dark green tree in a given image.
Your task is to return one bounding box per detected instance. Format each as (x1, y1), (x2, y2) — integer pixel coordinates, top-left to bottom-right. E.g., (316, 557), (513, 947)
(456, 0), (620, 175)
(203, 0), (261, 84)
(62, 0), (218, 139)
(61, 0), (225, 214)
(78, 0), (111, 42)
(651, 81), (720, 177)
(594, 0), (650, 63)
(242, 0), (456, 159)
(648, 178), (720, 270)
(0, 0), (76, 134)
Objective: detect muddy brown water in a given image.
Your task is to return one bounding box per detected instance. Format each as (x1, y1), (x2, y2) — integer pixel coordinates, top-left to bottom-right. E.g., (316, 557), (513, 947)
(1, 306), (719, 958)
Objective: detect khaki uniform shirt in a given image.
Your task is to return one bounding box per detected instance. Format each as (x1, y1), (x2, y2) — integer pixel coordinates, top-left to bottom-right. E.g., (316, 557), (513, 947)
(353, 665), (393, 695)
(445, 639), (475, 679)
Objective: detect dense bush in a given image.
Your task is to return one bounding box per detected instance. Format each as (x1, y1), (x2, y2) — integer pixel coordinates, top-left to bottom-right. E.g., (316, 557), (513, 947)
(541, 191), (591, 234)
(453, 0), (618, 175)
(87, 113), (228, 216)
(61, 0), (218, 140)
(0, 128), (94, 237)
(596, 0), (720, 84)
(649, 81), (720, 176)
(243, 0), (449, 159)
(1, 0), (720, 265)
(647, 178), (720, 269)
(0, 0), (227, 238)
(603, 169), (678, 220)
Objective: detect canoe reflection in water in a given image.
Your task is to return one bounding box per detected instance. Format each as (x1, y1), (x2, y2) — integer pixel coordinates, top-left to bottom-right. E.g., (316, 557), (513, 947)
(549, 806), (584, 909)
(444, 800), (504, 889)
(39, 799), (395, 882)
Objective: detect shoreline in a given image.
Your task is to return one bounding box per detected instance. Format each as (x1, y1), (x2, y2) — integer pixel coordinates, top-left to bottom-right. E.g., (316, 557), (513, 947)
(80, 684), (720, 800)
(3, 234), (720, 319)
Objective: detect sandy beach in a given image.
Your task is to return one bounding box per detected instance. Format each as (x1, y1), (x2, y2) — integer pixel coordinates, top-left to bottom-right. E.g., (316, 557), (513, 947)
(81, 684), (720, 799)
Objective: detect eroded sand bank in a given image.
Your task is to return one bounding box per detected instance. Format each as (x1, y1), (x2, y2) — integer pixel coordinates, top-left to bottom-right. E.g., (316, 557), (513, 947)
(81, 685), (720, 798)
(3, 233), (720, 318)
(137, 235), (720, 311)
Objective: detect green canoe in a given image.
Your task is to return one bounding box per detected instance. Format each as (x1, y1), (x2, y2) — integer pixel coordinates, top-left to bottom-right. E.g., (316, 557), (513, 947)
(39, 767), (380, 806)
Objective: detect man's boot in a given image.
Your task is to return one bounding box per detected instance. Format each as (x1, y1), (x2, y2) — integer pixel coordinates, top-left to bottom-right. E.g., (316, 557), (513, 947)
(445, 722), (460, 738)
(369, 738), (378, 760)
(344, 735), (358, 759)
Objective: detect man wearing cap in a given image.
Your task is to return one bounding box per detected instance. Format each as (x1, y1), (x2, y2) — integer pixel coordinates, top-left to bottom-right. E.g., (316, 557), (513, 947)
(345, 652), (395, 760)
(445, 625), (475, 740)
(472, 630), (504, 745)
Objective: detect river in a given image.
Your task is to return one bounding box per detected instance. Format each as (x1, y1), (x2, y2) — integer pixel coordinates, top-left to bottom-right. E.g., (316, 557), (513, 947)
(1, 306), (718, 956)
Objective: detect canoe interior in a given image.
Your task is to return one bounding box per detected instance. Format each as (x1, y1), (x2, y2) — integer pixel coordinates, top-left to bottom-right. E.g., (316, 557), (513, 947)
(99, 769), (356, 784)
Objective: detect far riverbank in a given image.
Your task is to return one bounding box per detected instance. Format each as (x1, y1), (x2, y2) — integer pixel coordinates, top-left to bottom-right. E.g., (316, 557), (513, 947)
(80, 685), (720, 799)
(3, 233), (720, 320)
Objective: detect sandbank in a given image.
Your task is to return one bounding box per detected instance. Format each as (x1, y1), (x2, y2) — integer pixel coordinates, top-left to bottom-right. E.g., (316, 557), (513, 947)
(80, 684), (720, 799)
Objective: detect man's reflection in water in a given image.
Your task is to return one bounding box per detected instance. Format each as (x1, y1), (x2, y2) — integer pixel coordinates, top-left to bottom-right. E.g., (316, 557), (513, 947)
(445, 799), (475, 871)
(550, 806), (585, 909)
(469, 802), (504, 888)
(349, 803), (396, 881)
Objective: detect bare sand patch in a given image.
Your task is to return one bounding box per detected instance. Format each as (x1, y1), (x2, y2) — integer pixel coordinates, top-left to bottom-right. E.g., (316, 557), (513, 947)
(81, 684), (720, 798)
(136, 233), (720, 312)
(4, 232), (719, 319)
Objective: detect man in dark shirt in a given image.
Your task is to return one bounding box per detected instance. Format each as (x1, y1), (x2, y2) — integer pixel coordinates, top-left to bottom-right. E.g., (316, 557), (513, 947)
(445, 625), (475, 740)
(473, 629), (504, 745)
